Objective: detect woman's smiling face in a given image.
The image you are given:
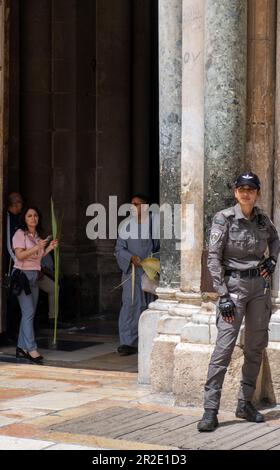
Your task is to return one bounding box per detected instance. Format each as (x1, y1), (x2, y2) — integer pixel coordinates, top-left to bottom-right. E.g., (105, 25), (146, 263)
(234, 186), (259, 206)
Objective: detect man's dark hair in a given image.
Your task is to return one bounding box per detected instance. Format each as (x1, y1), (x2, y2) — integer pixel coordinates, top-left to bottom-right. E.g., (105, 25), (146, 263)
(131, 193), (150, 204)
(20, 206), (44, 237)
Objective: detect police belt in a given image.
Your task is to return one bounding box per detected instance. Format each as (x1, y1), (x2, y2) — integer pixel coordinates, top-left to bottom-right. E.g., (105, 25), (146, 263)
(225, 268), (260, 279)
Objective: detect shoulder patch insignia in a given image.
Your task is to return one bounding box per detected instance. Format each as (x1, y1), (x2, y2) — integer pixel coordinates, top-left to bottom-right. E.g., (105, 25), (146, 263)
(214, 217), (226, 226)
(210, 230), (223, 245)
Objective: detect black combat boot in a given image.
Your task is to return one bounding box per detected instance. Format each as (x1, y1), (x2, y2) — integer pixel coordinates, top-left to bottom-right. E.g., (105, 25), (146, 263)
(197, 409), (219, 432)
(235, 400), (264, 423)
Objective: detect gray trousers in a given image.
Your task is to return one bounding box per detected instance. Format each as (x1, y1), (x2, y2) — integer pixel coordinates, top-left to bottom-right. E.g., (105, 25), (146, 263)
(204, 275), (271, 410)
(17, 271), (39, 352)
(119, 270), (154, 347)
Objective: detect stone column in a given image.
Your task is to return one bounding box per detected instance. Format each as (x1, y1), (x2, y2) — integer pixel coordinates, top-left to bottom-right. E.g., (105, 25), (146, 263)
(246, 0), (276, 215)
(138, 0), (182, 385)
(0, 0), (9, 332)
(204, 0), (247, 238)
(158, 0), (182, 289)
(180, 0), (205, 295)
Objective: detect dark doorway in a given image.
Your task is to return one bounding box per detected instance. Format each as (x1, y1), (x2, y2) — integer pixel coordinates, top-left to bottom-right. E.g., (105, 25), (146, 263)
(7, 0), (159, 327)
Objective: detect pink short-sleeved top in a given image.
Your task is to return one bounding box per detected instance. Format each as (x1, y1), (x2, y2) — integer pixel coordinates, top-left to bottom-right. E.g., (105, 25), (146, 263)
(12, 229), (43, 271)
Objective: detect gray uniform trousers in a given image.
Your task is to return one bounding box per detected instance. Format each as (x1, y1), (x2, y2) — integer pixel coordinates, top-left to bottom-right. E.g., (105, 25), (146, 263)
(17, 270), (39, 352)
(204, 275), (271, 410)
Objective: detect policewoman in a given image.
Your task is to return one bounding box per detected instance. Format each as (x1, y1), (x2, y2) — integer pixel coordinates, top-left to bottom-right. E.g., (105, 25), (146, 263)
(198, 172), (280, 432)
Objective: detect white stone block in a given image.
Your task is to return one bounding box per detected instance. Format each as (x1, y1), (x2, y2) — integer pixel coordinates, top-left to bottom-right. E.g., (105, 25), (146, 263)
(268, 322), (280, 342)
(150, 335), (180, 392)
(270, 312), (280, 323)
(138, 309), (163, 385)
(191, 313), (211, 325)
(181, 322), (210, 344)
(210, 314), (217, 324)
(157, 315), (187, 335)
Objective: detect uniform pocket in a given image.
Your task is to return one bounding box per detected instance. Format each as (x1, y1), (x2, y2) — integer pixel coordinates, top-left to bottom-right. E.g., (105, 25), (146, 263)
(229, 228), (247, 242)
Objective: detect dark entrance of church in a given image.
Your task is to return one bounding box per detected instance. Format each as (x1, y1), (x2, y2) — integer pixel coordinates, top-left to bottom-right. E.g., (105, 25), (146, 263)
(4, 0), (159, 334)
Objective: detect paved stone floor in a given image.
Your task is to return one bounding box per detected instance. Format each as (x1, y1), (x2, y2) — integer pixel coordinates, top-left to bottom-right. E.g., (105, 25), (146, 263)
(0, 361), (280, 450)
(0, 326), (138, 373)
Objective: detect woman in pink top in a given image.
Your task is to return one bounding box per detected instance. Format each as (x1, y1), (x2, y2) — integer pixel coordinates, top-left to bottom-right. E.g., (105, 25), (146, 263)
(12, 206), (58, 363)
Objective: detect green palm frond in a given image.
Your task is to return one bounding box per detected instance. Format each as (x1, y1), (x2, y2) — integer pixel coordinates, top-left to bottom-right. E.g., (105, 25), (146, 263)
(51, 198), (62, 346)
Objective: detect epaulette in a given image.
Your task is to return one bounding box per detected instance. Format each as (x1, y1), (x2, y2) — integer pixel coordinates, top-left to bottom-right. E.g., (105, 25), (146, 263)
(220, 207), (235, 218)
(255, 207), (270, 223)
(213, 207), (234, 227)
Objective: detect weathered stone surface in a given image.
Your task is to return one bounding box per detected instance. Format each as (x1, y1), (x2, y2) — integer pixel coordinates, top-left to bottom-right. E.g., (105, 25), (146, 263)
(173, 343), (212, 408)
(181, 323), (210, 344)
(138, 310), (163, 385)
(246, 0), (276, 215)
(159, 0), (182, 288)
(204, 0), (247, 237)
(173, 343), (266, 411)
(157, 315), (187, 335)
(150, 335), (180, 392)
(268, 323), (280, 342)
(181, 0), (204, 293)
(265, 344), (280, 403)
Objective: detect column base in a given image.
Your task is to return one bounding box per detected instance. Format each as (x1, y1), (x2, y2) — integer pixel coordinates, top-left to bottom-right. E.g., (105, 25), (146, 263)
(138, 287), (180, 385)
(173, 342), (267, 411)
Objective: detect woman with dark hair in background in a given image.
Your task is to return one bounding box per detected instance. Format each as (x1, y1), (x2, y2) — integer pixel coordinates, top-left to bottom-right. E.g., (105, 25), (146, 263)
(12, 206), (58, 364)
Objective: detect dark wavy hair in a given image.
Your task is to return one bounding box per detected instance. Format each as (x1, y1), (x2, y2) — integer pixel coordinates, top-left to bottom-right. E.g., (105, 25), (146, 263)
(20, 206), (44, 237)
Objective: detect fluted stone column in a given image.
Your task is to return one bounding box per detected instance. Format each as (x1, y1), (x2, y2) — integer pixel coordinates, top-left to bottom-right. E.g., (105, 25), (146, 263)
(204, 0), (247, 238)
(246, 0), (276, 215)
(138, 0), (182, 385)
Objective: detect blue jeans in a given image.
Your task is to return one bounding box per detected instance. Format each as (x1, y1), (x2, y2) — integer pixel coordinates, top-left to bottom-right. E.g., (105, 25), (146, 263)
(17, 270), (39, 351)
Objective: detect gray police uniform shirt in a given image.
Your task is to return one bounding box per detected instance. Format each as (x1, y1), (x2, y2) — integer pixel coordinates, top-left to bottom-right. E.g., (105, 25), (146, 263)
(208, 203), (280, 296)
